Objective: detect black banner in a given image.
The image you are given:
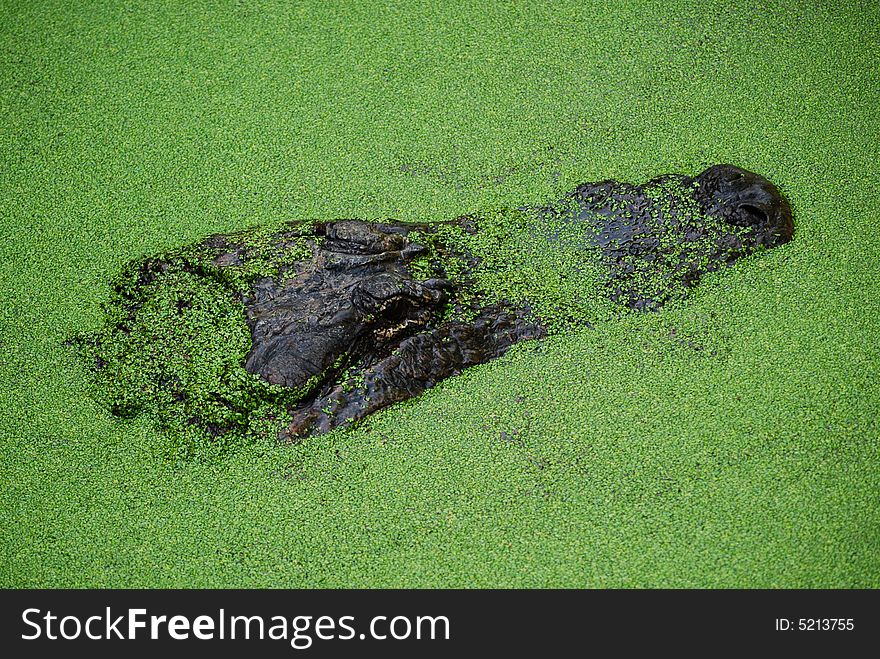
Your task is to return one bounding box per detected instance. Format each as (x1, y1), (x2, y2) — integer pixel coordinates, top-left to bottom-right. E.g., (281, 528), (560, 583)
(2, 589), (875, 656)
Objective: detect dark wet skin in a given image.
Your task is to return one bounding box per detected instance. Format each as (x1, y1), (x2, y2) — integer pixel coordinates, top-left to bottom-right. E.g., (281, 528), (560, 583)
(540, 163), (794, 309)
(239, 164), (792, 438)
(243, 220), (546, 438)
(84, 164), (793, 441)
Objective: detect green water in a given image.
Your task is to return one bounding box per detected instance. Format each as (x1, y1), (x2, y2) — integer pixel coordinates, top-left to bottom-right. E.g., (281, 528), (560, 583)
(1, 0), (878, 587)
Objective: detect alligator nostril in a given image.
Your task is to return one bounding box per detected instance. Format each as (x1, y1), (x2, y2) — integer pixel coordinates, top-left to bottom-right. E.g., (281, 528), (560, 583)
(735, 203), (768, 227)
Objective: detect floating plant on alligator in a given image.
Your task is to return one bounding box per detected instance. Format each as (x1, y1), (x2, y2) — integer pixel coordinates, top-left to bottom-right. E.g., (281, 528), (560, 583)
(71, 164), (793, 457)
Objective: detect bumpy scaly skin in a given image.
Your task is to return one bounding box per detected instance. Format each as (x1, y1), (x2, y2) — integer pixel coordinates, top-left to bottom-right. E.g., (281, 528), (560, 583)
(240, 221), (545, 438)
(78, 164), (793, 443)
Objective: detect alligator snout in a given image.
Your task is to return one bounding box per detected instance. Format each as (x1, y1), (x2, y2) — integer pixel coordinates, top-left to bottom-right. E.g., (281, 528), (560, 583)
(695, 164), (794, 247)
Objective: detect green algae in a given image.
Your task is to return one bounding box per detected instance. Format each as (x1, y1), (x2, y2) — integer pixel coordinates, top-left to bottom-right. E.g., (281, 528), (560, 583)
(1, 0), (878, 588)
(407, 208), (616, 330)
(72, 222), (323, 459)
(428, 209), (615, 328)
